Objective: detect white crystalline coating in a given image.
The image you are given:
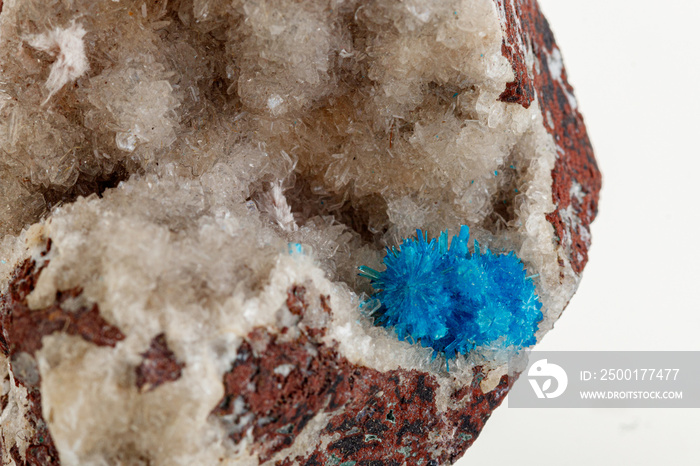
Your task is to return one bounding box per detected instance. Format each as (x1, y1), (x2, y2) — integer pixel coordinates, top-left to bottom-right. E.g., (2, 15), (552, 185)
(25, 22), (89, 103)
(87, 65), (180, 153)
(0, 0), (585, 464)
(570, 180), (586, 204)
(547, 47), (564, 82)
(544, 45), (578, 111)
(115, 131), (138, 152)
(267, 94), (284, 111)
(273, 364), (296, 377)
(0, 362), (34, 462)
(259, 182), (298, 232)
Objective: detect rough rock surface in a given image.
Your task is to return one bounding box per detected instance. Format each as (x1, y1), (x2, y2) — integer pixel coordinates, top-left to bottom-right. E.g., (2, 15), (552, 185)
(495, 0), (600, 274)
(0, 1), (600, 465)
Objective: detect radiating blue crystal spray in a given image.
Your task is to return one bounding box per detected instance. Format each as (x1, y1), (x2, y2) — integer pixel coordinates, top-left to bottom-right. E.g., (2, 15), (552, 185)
(359, 226), (542, 361)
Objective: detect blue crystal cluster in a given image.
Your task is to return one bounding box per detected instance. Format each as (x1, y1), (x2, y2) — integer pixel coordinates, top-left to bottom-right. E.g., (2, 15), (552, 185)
(359, 226), (542, 361)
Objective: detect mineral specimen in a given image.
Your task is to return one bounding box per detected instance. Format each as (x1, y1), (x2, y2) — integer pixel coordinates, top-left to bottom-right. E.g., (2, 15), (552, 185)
(0, 0), (600, 465)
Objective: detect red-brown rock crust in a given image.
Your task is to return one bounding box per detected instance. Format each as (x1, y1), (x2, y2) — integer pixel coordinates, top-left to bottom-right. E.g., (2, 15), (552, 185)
(135, 333), (185, 393)
(0, 240), (125, 466)
(211, 289), (513, 465)
(497, 0), (602, 274)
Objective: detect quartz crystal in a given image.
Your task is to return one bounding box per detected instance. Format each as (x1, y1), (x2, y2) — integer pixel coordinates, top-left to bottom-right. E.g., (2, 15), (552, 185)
(0, 1), (600, 464)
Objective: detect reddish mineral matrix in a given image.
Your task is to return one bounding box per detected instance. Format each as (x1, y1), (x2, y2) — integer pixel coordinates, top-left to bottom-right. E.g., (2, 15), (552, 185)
(135, 333), (185, 393)
(0, 240), (125, 466)
(496, 0), (602, 274)
(212, 288), (513, 465)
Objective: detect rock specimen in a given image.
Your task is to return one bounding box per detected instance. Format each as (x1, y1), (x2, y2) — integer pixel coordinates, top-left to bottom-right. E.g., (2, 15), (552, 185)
(0, 0), (600, 464)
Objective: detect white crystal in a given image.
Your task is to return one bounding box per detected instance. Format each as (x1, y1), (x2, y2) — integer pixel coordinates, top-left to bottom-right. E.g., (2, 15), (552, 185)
(25, 22), (89, 103)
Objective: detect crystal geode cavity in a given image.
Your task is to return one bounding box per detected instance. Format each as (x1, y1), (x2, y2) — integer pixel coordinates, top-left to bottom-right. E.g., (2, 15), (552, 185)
(0, 1), (600, 465)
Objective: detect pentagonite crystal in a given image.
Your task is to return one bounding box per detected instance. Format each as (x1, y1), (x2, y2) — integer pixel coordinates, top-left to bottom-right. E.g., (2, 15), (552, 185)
(360, 226), (542, 362)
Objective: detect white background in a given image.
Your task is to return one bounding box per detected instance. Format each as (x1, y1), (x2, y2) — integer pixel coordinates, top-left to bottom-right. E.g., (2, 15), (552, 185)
(460, 1), (700, 464)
